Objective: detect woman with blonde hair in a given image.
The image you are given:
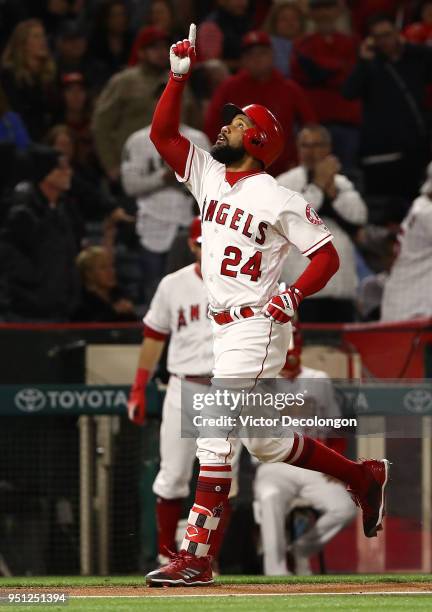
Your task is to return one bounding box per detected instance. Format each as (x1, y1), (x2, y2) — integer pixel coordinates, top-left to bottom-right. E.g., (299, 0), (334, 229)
(74, 246), (137, 322)
(1, 19), (57, 140)
(265, 1), (305, 77)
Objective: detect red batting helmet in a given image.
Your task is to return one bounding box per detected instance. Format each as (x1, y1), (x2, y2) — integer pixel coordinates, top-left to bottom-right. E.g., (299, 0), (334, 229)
(222, 103), (285, 168)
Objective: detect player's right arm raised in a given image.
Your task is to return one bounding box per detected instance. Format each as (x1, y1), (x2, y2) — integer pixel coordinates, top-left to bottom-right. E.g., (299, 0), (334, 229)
(149, 24), (196, 176)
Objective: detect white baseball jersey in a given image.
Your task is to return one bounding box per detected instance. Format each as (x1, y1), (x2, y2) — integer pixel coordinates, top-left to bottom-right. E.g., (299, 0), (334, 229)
(176, 144), (333, 310)
(144, 263), (214, 375)
(121, 124), (210, 253)
(381, 195), (432, 321)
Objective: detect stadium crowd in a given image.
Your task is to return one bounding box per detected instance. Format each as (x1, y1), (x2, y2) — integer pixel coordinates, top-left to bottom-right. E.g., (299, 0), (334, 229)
(0, 0), (431, 323)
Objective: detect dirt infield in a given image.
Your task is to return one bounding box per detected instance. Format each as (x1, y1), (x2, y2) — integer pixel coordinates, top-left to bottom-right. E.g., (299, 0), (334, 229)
(3, 582), (431, 597)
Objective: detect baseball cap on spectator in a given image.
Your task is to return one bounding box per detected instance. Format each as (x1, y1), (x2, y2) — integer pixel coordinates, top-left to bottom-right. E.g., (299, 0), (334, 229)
(128, 26), (169, 66)
(241, 31), (271, 51)
(57, 20), (88, 40)
(189, 217), (202, 244)
(29, 144), (62, 183)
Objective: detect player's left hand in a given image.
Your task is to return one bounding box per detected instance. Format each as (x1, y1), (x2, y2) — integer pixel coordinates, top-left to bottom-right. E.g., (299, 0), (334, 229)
(263, 286), (303, 324)
(170, 23), (196, 81)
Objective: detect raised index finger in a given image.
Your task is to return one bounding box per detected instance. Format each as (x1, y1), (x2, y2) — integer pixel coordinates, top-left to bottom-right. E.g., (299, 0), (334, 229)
(188, 23), (196, 47)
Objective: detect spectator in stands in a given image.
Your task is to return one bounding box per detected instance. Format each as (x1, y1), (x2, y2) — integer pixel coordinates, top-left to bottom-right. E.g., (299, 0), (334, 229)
(121, 122), (210, 307)
(74, 246), (137, 321)
(290, 0), (361, 175)
(55, 20), (110, 94)
(0, 145), (80, 321)
(45, 123), (133, 240)
(1, 19), (57, 141)
(278, 124), (367, 322)
(143, 0), (184, 42)
(343, 14), (432, 204)
(0, 83), (30, 151)
(56, 72), (97, 172)
(197, 0), (252, 70)
(92, 27), (183, 183)
(30, 0), (83, 38)
(204, 30), (316, 176)
(381, 162), (432, 321)
(264, 1), (305, 77)
(89, 0), (132, 78)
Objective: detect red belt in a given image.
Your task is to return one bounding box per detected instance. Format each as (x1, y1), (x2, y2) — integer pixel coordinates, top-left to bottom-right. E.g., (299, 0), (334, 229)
(210, 306), (255, 326)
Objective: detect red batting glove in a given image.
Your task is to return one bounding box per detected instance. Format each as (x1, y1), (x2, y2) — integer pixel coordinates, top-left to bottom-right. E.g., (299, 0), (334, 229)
(170, 23), (196, 82)
(263, 286), (303, 325)
(127, 368), (150, 425)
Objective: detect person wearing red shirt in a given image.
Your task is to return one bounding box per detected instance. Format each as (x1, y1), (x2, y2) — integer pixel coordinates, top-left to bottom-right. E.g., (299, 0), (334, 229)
(290, 0), (361, 175)
(204, 30), (316, 176)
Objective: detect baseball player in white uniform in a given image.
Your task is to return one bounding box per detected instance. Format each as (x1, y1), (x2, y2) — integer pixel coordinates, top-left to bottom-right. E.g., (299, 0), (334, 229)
(145, 24), (389, 587)
(254, 327), (356, 576)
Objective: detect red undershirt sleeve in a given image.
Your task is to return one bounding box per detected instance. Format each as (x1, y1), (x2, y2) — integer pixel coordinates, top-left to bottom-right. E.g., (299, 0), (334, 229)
(143, 323), (169, 341)
(149, 77), (191, 177)
(294, 241), (340, 297)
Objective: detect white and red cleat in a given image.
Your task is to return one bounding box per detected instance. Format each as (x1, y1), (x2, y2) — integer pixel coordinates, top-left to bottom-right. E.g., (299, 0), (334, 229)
(348, 459), (390, 537)
(146, 550), (213, 587)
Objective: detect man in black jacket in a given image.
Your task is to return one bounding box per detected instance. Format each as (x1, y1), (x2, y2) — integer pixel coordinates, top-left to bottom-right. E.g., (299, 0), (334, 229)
(343, 14), (432, 214)
(0, 145), (80, 321)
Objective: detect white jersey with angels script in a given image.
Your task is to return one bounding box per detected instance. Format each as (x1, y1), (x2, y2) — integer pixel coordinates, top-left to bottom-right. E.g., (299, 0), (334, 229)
(176, 144), (333, 310)
(144, 263), (213, 376)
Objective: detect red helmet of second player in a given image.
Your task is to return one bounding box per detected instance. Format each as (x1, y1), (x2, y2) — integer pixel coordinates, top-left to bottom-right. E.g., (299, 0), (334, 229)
(189, 216), (202, 244)
(222, 103), (285, 168)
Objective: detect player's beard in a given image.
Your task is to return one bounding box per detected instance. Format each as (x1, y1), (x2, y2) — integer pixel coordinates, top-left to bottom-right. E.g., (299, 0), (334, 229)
(210, 142), (246, 165)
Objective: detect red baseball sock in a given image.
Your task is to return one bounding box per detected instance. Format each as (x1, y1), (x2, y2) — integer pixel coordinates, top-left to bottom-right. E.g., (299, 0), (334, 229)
(285, 433), (367, 493)
(156, 497), (183, 555)
(208, 498), (232, 558)
(181, 464), (232, 557)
